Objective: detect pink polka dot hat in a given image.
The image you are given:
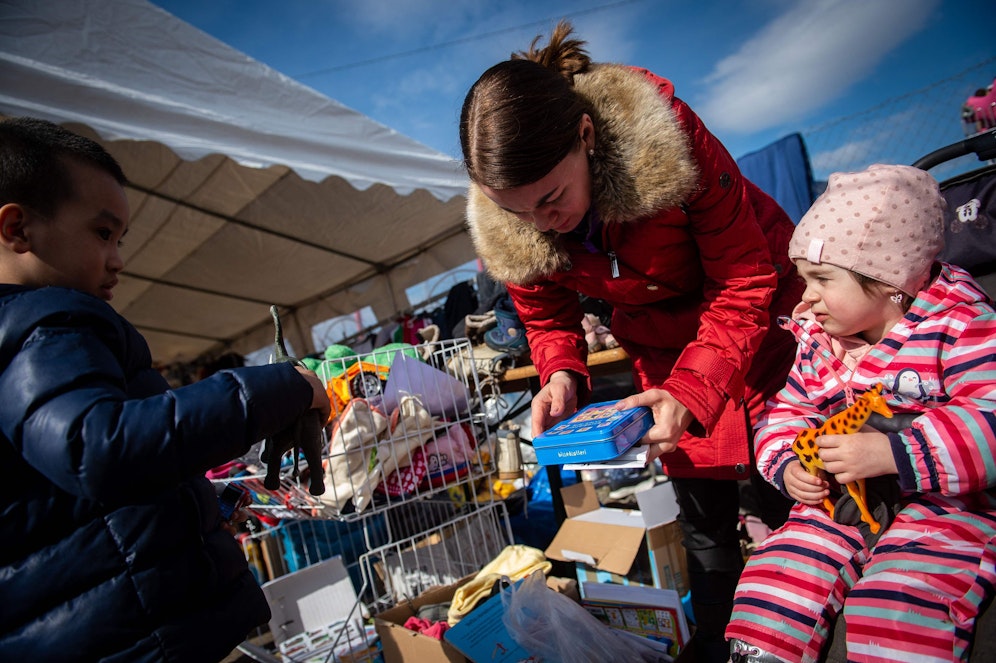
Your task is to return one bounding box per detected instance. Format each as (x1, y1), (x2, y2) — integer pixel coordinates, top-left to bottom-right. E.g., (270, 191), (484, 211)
(788, 164), (945, 296)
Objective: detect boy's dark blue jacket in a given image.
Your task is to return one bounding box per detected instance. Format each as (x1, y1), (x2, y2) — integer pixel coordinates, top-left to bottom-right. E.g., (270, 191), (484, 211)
(0, 285), (311, 662)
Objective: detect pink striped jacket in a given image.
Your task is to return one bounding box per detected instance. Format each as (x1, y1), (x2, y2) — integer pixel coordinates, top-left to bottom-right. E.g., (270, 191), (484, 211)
(755, 262), (996, 500)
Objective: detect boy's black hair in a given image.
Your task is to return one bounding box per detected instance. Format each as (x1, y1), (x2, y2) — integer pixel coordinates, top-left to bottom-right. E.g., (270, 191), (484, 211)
(0, 117), (126, 218)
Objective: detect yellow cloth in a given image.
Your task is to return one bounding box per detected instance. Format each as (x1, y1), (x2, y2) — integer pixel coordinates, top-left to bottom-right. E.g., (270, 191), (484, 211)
(447, 544), (552, 625)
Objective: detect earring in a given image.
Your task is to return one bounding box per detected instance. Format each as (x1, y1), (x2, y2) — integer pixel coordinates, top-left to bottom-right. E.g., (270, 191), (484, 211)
(588, 148), (594, 157)
(890, 292), (903, 305)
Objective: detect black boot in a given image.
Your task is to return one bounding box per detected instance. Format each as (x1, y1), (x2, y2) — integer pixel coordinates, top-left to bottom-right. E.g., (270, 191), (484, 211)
(687, 545), (744, 663)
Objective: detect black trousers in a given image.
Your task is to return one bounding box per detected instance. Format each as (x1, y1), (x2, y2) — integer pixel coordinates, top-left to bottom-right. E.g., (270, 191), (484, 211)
(672, 474), (791, 663)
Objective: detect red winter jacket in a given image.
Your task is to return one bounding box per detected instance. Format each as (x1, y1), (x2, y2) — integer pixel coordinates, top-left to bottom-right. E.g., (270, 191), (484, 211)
(467, 65), (802, 479)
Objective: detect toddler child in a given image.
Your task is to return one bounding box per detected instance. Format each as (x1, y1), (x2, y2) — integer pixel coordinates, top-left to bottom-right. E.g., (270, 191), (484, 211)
(725, 164), (996, 662)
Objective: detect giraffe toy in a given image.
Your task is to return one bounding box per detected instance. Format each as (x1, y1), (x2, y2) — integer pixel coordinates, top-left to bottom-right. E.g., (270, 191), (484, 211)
(792, 383), (893, 534)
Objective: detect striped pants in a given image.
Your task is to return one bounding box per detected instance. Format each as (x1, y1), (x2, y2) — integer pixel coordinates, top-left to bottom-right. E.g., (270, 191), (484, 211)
(726, 496), (996, 662)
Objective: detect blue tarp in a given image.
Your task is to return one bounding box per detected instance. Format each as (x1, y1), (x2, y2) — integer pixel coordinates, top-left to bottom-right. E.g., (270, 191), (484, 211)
(737, 132), (815, 224)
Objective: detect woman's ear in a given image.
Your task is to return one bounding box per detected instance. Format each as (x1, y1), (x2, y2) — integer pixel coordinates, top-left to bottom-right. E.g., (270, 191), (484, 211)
(579, 113), (595, 153)
(0, 203), (32, 253)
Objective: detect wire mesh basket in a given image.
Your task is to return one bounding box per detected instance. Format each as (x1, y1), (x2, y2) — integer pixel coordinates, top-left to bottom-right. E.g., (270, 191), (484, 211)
(360, 498), (514, 613)
(226, 338), (516, 662)
(215, 337), (500, 521)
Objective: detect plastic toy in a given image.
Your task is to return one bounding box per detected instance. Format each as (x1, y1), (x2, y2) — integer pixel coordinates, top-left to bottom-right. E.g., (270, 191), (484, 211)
(792, 383), (893, 534)
(259, 305), (326, 495)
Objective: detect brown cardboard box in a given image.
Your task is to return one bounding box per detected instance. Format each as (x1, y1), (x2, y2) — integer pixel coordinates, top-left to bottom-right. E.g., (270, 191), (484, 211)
(545, 480), (688, 595)
(374, 575), (473, 663)
(374, 573), (580, 663)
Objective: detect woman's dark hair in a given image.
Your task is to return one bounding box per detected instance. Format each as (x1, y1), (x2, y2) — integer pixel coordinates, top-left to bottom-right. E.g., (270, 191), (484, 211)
(459, 20), (591, 189)
(0, 117), (126, 218)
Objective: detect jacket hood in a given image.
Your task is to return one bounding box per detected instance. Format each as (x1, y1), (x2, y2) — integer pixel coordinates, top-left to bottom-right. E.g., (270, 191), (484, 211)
(466, 64), (699, 285)
(908, 262), (991, 318)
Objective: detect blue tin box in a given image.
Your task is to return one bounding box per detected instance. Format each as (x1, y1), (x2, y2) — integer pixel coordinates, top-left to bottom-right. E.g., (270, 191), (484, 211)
(532, 400), (652, 466)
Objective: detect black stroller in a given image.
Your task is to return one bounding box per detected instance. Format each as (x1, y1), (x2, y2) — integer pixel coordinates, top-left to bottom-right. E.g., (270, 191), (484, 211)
(913, 126), (996, 299)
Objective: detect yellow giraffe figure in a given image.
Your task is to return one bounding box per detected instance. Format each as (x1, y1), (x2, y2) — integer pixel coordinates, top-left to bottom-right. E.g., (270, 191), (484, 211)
(792, 383), (893, 534)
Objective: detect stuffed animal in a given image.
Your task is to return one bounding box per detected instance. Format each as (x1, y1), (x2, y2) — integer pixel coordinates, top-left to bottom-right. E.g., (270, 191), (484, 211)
(581, 313), (618, 353)
(259, 305), (326, 495)
(792, 383), (893, 534)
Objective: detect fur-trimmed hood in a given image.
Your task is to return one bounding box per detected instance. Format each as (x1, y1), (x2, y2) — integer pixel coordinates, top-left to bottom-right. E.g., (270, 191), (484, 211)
(466, 64), (699, 285)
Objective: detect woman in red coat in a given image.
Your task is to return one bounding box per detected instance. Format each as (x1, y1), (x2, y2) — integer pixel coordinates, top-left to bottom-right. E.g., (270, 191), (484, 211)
(460, 21), (801, 662)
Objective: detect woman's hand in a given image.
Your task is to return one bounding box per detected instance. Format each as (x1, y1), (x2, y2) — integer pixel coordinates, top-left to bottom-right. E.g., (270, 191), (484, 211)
(530, 370), (578, 437)
(615, 389), (694, 463)
(784, 460), (829, 504)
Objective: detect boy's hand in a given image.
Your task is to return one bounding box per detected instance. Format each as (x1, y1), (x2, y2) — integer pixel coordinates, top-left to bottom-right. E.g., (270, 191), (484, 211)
(816, 429), (897, 485)
(295, 366), (332, 423)
(784, 459), (829, 504)
(616, 389), (693, 463)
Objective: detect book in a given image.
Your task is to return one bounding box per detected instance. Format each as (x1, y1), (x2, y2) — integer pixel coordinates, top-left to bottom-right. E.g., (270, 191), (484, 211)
(443, 586), (534, 663)
(562, 442), (649, 470)
(581, 581), (690, 656)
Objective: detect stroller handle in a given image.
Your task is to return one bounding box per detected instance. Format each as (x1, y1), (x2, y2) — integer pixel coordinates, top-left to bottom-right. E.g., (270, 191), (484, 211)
(913, 128), (996, 170)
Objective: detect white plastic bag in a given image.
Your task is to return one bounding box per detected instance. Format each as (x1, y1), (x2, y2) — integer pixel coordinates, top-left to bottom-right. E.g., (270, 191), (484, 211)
(500, 571), (673, 663)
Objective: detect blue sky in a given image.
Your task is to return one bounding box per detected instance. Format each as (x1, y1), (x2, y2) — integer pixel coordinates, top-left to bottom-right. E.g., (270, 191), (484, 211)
(149, 0), (993, 168)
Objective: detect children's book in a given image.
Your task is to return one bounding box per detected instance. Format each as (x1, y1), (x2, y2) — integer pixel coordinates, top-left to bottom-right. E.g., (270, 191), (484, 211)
(443, 588), (535, 663)
(580, 581), (690, 657)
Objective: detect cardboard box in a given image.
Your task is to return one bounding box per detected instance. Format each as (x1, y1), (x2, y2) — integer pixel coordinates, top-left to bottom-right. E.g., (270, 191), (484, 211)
(374, 575), (473, 663)
(375, 574), (580, 663)
(545, 480), (688, 596)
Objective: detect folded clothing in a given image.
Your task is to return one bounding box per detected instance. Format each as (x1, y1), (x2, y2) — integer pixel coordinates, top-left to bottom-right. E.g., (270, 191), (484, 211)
(446, 544), (551, 625)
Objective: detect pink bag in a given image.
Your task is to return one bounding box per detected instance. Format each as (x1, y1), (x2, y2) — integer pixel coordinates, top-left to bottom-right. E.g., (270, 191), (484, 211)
(379, 450), (428, 497)
(423, 422), (475, 487)
(378, 422), (476, 495)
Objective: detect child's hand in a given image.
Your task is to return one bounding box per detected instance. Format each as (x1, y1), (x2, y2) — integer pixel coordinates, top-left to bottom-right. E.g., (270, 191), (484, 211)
(295, 366), (332, 424)
(220, 506), (251, 536)
(784, 459), (829, 505)
(816, 429), (897, 485)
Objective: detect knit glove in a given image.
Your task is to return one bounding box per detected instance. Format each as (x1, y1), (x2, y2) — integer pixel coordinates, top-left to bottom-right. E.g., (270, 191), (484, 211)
(832, 474), (902, 549)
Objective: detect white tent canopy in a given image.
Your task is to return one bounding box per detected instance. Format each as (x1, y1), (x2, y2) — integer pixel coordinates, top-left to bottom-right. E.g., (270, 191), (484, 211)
(0, 0), (473, 366)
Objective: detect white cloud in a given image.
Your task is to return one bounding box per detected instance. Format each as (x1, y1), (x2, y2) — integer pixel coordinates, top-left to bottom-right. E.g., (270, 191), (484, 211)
(571, 12), (641, 65)
(805, 106), (927, 177)
(808, 137), (878, 175)
(697, 0), (939, 134)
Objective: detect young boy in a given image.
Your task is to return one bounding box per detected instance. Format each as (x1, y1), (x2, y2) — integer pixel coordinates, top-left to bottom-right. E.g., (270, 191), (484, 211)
(725, 164), (996, 662)
(0, 117), (331, 662)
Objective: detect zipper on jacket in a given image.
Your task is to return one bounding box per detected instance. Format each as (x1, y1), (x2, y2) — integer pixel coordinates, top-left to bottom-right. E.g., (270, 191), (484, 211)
(608, 251), (620, 279)
(786, 316), (856, 406)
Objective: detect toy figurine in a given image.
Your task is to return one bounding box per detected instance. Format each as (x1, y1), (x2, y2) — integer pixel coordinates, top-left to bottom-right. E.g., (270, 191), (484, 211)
(792, 383), (893, 534)
(259, 305), (326, 495)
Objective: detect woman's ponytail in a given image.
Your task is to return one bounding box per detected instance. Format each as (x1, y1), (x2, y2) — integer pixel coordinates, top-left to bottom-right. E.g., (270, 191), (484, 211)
(513, 20), (591, 82)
